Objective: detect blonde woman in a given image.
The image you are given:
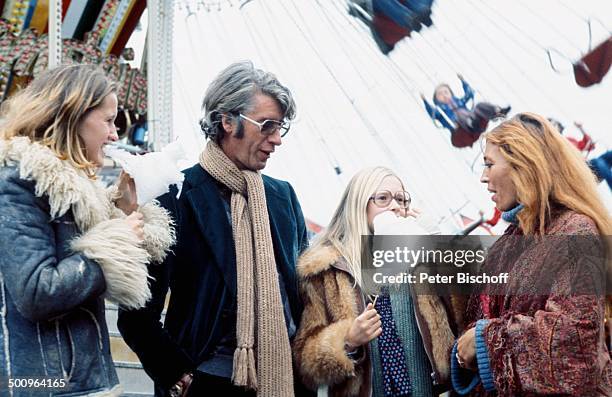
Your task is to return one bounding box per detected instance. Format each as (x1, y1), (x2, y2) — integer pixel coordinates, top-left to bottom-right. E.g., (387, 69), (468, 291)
(0, 65), (174, 396)
(453, 113), (611, 396)
(293, 167), (463, 396)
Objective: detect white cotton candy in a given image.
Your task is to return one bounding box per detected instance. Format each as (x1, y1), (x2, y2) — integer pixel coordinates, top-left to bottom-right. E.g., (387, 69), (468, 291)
(373, 211), (441, 236)
(103, 141), (187, 205)
(413, 213), (442, 235)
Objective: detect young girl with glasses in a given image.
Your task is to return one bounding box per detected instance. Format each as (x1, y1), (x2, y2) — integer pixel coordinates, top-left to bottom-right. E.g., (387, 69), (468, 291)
(293, 166), (464, 396)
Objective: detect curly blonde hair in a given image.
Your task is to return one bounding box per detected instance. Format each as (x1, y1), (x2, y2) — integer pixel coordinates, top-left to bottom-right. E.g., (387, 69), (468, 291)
(484, 112), (611, 237)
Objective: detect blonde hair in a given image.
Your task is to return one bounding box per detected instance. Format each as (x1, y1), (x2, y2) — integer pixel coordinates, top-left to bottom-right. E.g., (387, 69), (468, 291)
(306, 166), (404, 286)
(0, 64), (117, 177)
(484, 112), (612, 236)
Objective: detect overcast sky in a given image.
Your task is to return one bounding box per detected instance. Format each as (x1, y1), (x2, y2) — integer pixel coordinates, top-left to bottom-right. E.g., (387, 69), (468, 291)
(150, 0), (612, 231)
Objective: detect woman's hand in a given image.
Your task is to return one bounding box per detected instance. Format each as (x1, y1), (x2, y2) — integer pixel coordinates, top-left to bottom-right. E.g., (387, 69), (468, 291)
(403, 207), (422, 218)
(115, 171), (138, 215)
(345, 303), (382, 350)
(126, 211), (145, 242)
(457, 327), (477, 371)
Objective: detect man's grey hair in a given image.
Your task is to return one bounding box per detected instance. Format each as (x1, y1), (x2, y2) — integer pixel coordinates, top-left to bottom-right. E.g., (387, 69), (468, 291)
(199, 61), (296, 143)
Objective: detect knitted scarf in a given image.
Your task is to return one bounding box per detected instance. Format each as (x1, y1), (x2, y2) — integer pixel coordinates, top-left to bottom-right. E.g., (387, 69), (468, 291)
(199, 141), (294, 396)
(501, 204), (524, 224)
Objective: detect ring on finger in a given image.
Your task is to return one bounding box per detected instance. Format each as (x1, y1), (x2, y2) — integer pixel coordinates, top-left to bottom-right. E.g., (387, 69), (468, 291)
(456, 352), (465, 367)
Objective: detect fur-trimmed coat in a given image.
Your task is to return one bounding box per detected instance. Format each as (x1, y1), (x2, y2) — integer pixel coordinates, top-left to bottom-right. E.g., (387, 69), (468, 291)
(293, 245), (466, 397)
(0, 137), (175, 396)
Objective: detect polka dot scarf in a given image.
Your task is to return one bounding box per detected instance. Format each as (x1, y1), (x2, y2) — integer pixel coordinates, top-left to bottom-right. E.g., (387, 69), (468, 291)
(376, 290), (412, 397)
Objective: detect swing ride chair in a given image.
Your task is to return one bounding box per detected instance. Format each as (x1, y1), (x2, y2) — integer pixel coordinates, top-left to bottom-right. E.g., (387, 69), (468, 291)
(547, 18), (612, 88)
(346, 0), (435, 55)
(431, 94), (487, 149)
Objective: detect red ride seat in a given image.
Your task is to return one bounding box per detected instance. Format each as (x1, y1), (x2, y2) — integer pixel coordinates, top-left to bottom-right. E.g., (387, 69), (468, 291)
(574, 36), (612, 87)
(451, 128), (480, 148)
(372, 14), (412, 47)
(450, 118), (489, 148)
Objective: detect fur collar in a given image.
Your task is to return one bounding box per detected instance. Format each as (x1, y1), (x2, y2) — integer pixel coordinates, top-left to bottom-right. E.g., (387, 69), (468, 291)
(297, 244), (344, 278)
(0, 136), (115, 232)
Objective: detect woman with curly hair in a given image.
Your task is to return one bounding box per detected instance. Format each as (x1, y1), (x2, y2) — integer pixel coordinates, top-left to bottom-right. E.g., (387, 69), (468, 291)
(453, 113), (611, 396)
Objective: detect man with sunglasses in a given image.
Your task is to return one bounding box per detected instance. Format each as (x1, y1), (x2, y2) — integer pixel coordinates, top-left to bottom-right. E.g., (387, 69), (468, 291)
(118, 61), (310, 397)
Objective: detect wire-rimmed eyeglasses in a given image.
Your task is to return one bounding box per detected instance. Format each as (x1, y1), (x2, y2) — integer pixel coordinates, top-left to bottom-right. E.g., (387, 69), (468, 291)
(239, 113), (291, 137)
(369, 190), (411, 209)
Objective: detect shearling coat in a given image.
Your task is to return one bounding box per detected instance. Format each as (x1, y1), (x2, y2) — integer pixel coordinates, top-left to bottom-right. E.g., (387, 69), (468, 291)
(0, 136), (175, 396)
(293, 245), (466, 397)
